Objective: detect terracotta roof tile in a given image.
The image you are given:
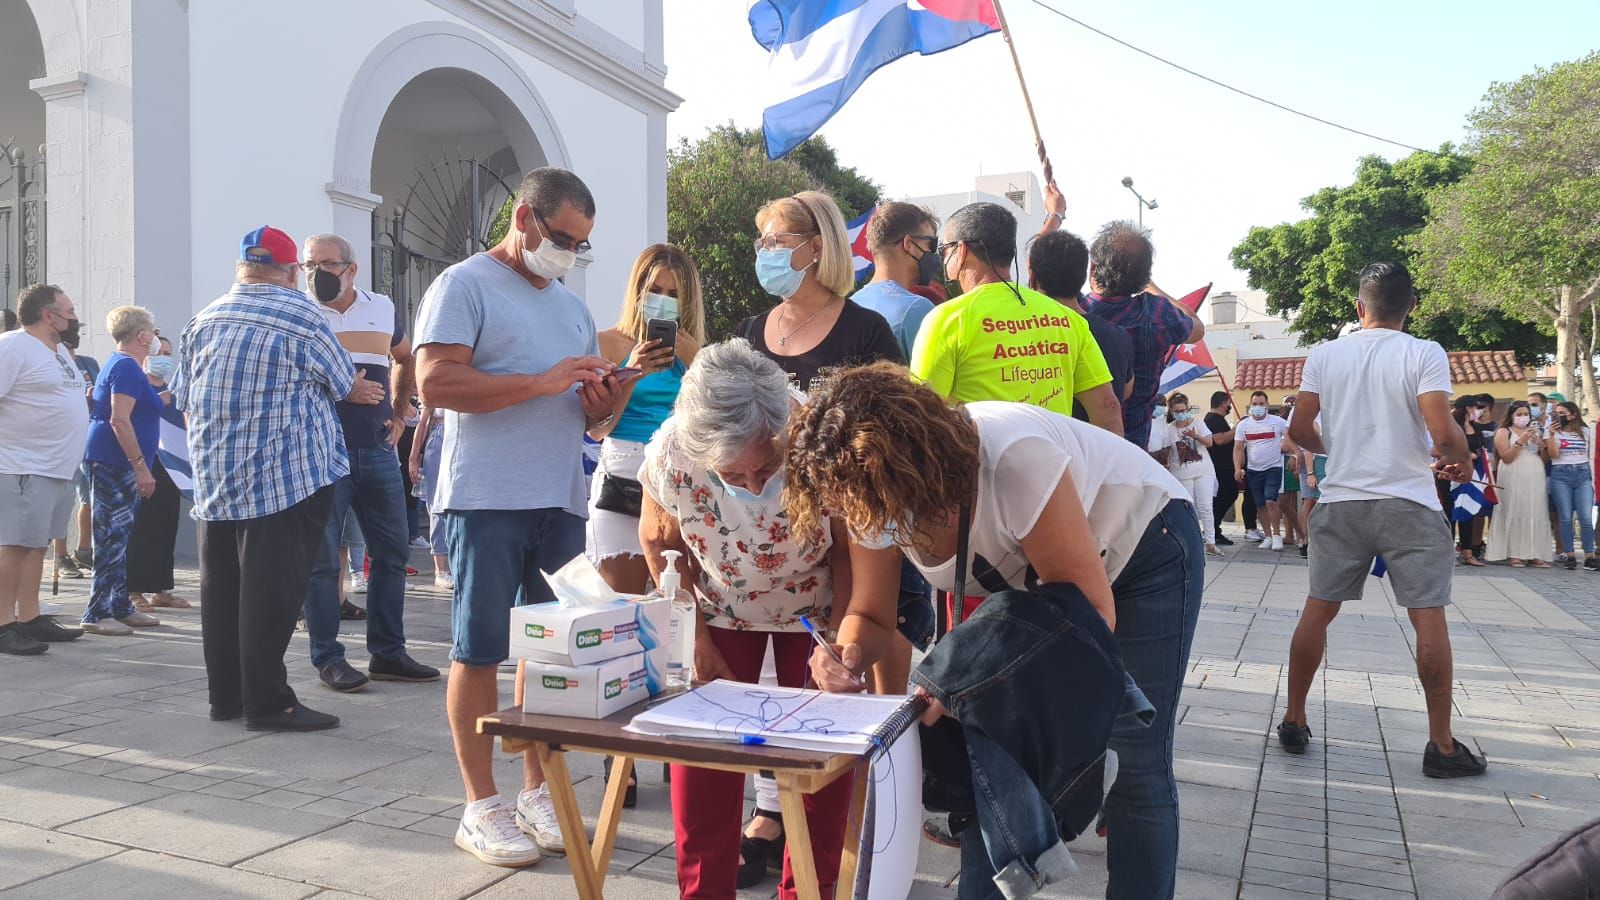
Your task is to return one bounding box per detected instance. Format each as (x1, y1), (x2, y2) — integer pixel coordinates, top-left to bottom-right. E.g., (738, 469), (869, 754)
(1235, 350), (1525, 392)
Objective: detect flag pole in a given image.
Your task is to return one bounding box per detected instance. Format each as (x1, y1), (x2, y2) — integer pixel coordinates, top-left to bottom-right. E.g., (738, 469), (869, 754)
(990, 0), (1054, 185)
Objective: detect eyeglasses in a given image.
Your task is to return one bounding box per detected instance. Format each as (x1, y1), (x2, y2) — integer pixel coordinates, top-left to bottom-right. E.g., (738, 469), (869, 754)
(535, 214), (592, 255)
(302, 260), (352, 273)
(936, 240), (961, 259)
(753, 232), (817, 252)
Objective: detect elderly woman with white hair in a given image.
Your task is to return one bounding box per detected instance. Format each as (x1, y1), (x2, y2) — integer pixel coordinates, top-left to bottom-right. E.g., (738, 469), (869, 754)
(80, 304), (166, 635)
(639, 338), (899, 900)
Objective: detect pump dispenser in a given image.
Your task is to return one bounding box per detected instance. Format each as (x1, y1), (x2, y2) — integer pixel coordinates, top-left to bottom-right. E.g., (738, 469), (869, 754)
(651, 550), (696, 688)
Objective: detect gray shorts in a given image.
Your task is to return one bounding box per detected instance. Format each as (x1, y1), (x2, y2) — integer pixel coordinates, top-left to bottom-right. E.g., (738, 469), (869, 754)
(1308, 498), (1453, 608)
(0, 474), (75, 549)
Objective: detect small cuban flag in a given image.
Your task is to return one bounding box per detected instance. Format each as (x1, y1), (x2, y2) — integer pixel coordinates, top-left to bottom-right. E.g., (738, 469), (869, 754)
(1157, 284), (1216, 393)
(157, 402), (193, 499)
(846, 208), (876, 281)
(751, 0), (1000, 158)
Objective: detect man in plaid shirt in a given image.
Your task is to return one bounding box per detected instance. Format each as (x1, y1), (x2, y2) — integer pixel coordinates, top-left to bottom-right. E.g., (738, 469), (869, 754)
(172, 226), (384, 732)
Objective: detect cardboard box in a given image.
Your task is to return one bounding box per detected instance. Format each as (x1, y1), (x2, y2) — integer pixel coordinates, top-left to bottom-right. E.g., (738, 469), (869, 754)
(509, 597), (669, 666)
(519, 648), (665, 719)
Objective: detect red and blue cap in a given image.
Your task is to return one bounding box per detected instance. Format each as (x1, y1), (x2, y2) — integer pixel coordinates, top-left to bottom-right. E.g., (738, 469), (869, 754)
(239, 226), (299, 266)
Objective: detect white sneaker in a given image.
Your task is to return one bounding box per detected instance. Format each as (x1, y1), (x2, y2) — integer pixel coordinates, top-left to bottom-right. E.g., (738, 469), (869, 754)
(349, 575), (368, 594)
(409, 536), (431, 550)
(456, 802), (540, 868)
(1245, 529), (1266, 543)
(516, 784), (566, 855)
(434, 572), (455, 590)
(38, 601), (64, 616)
(1270, 535), (1284, 551)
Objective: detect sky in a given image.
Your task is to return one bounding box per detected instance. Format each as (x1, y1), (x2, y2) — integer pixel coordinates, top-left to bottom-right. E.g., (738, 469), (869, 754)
(663, 0), (1600, 297)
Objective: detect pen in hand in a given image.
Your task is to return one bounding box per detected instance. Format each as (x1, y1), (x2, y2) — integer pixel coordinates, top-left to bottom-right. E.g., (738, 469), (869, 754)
(799, 615), (865, 689)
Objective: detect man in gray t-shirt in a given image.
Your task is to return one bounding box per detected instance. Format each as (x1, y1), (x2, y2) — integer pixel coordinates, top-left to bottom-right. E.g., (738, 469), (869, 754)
(414, 167), (621, 868)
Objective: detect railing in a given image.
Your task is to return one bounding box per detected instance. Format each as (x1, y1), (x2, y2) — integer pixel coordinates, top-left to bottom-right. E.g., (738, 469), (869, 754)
(0, 142), (46, 311)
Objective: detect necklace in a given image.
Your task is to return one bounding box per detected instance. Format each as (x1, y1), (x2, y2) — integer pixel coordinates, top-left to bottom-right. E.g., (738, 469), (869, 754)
(776, 297), (836, 347)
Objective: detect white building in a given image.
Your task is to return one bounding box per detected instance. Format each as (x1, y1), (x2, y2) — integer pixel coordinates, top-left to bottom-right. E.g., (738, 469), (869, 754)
(908, 171), (1046, 278)
(2, 0), (678, 357)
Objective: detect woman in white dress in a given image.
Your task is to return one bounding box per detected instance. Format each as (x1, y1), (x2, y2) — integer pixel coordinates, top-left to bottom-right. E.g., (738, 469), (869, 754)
(1485, 400), (1553, 567)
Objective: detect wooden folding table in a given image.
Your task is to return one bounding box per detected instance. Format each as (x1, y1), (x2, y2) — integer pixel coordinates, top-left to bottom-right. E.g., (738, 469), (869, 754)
(479, 705), (872, 900)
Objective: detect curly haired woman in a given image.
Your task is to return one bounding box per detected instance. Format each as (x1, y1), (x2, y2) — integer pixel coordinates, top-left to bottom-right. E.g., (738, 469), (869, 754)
(785, 363), (1203, 900)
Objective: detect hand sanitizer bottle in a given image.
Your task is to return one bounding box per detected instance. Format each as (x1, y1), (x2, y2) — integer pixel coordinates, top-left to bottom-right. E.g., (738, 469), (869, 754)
(652, 550), (696, 688)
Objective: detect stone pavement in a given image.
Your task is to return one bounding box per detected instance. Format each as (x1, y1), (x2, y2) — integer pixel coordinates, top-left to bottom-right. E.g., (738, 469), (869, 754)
(3, 531), (1598, 899)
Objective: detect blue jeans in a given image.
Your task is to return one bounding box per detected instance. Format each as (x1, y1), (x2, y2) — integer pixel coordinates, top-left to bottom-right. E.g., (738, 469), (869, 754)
(959, 731), (1079, 900)
(446, 507), (585, 666)
(1104, 500), (1204, 900)
(1548, 465), (1595, 554)
(304, 446), (409, 668)
(84, 462), (140, 623)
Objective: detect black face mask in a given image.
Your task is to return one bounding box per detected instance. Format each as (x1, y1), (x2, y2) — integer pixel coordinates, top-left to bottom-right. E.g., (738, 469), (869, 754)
(914, 245), (942, 286)
(312, 268), (344, 304)
(57, 317), (82, 346)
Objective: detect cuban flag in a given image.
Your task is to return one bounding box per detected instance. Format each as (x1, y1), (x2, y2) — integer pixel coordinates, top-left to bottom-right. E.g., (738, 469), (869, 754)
(157, 403), (193, 498)
(1157, 284), (1215, 394)
(751, 0), (1000, 159)
(1449, 451), (1496, 523)
(847, 207), (876, 280)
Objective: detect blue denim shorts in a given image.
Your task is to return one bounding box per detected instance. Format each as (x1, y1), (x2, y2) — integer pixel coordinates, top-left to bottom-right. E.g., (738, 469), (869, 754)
(896, 558), (935, 650)
(1246, 466), (1282, 506)
(445, 508), (586, 666)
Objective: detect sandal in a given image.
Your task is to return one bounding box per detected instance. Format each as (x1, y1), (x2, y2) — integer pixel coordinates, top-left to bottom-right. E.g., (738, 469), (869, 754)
(149, 592), (191, 609)
(1462, 554), (1486, 567)
(1508, 559), (1525, 568)
(131, 593), (154, 613)
(1528, 559), (1551, 568)
(737, 809), (785, 889)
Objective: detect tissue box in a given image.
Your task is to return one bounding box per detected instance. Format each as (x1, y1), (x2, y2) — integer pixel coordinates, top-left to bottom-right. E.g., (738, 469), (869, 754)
(509, 597), (669, 666)
(520, 648), (665, 719)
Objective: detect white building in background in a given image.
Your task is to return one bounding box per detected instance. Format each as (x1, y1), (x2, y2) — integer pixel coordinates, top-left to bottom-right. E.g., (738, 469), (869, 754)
(1199, 289), (1303, 362)
(1, 0), (678, 357)
(908, 171), (1046, 278)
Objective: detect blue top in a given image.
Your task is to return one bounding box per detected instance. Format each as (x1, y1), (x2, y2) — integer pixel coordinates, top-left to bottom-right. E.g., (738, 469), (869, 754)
(612, 359), (686, 445)
(84, 353), (163, 470)
(850, 281), (934, 362)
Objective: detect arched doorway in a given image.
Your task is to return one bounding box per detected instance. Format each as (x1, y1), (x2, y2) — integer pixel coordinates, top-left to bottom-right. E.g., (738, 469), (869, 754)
(0, 1), (46, 308)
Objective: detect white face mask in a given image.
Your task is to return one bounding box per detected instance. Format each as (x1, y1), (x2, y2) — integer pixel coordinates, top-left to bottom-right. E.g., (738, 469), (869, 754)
(521, 216), (577, 280)
(1249, 405), (1267, 418)
(146, 331), (161, 356)
(1513, 414), (1531, 428)
(641, 293), (679, 322)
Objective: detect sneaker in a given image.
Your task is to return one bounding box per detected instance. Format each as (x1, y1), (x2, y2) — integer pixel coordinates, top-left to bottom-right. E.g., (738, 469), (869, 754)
(82, 619), (134, 636)
(434, 572), (455, 590)
(409, 536), (431, 549)
(1586, 557), (1600, 571)
(369, 652), (440, 682)
(54, 555), (84, 578)
(921, 813), (973, 848)
(1299, 543), (1308, 559)
(349, 575), (369, 594)
(37, 601), (64, 616)
(516, 784), (566, 855)
(118, 611), (160, 628)
(339, 600), (367, 621)
(1270, 535), (1285, 551)
(0, 622), (48, 656)
(1216, 535), (1234, 546)
(1245, 529), (1265, 543)
(1423, 738), (1488, 778)
(1276, 720), (1312, 755)
(72, 548), (94, 569)
(22, 616), (83, 642)
(1566, 555), (1579, 571)
(457, 802), (541, 868)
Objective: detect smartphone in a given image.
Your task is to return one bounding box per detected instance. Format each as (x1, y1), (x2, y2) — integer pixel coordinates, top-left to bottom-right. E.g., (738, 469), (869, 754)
(646, 317), (678, 351)
(605, 366), (644, 387)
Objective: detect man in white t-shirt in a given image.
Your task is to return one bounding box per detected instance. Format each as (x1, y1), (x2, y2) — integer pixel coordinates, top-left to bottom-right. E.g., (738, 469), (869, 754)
(0, 285), (91, 655)
(1232, 391), (1290, 550)
(1282, 262), (1485, 779)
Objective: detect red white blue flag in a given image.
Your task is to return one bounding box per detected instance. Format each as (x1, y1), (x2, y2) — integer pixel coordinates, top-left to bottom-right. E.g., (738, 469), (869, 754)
(1157, 284), (1216, 394)
(846, 207), (876, 279)
(750, 1), (1000, 158)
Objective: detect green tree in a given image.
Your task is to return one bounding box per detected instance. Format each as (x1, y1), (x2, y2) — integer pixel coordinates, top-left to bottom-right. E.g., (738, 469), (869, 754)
(1230, 149), (1474, 345)
(1412, 53), (1600, 410)
(668, 125), (880, 339)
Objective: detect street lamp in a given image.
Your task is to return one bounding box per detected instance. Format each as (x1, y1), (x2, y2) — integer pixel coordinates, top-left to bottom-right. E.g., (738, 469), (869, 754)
(1121, 176), (1158, 226)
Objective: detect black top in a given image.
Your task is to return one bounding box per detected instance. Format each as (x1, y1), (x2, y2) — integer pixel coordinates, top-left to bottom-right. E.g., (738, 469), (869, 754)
(737, 299), (905, 392)
(1204, 412), (1234, 476)
(1072, 314), (1133, 424)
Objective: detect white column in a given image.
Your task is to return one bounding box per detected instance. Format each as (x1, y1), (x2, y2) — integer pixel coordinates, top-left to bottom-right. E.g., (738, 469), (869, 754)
(31, 71), (88, 321)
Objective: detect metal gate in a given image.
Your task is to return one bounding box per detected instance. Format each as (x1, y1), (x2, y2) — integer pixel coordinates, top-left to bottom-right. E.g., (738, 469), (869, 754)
(371, 156), (516, 327)
(0, 142), (46, 311)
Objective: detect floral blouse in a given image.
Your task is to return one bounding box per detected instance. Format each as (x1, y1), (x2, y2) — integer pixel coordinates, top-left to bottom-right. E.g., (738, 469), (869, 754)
(641, 417), (833, 632)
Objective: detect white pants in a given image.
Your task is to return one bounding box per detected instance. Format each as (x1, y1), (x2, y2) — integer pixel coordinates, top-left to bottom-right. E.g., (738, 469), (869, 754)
(1178, 471), (1217, 546)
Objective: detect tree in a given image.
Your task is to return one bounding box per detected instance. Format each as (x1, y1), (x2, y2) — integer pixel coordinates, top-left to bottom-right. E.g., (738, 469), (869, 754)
(1412, 53), (1600, 411)
(668, 126), (880, 339)
(1230, 150), (1474, 345)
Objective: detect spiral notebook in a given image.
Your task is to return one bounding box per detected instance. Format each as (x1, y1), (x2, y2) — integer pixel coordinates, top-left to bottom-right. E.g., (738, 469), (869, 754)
(624, 680), (924, 755)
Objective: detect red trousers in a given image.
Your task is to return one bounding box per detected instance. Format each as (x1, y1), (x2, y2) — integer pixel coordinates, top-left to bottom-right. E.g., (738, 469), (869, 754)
(670, 626), (855, 899)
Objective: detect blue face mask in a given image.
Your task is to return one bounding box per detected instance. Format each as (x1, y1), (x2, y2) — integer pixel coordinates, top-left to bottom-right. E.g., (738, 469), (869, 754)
(851, 518), (911, 551)
(145, 355), (176, 381)
(1174, 410), (1194, 422)
(755, 247), (809, 299)
(1530, 404), (1543, 417)
(1249, 405), (1267, 418)
(1152, 405), (1167, 420)
(720, 466), (785, 505)
(641, 292), (679, 322)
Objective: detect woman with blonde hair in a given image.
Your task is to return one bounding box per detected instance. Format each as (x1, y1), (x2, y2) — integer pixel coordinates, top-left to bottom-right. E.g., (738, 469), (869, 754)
(81, 304), (166, 635)
(586, 243), (706, 596)
(735, 190), (901, 393)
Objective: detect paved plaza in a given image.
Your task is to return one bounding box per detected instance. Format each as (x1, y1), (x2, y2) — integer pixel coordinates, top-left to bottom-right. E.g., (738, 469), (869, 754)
(3, 531), (1598, 899)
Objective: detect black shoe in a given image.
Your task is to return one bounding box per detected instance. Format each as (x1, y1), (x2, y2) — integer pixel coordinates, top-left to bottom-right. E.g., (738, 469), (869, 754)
(603, 756), (639, 809)
(319, 660), (370, 693)
(340, 600), (367, 620)
(21, 616), (83, 642)
(921, 813), (972, 848)
(246, 702), (340, 732)
(0, 622), (48, 656)
(1586, 557), (1600, 571)
(210, 707), (242, 722)
(1424, 738), (1487, 778)
(1298, 543), (1308, 559)
(368, 652), (440, 682)
(737, 810), (785, 888)
(1215, 535), (1234, 546)
(54, 555), (85, 578)
(1276, 720), (1312, 755)
(1565, 555), (1579, 570)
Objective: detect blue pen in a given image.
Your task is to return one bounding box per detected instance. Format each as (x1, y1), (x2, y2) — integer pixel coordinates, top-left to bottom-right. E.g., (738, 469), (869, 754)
(799, 615), (864, 688)
(740, 735), (767, 746)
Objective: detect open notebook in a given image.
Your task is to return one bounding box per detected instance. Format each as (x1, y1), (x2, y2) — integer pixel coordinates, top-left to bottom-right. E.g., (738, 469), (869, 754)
(624, 680), (923, 755)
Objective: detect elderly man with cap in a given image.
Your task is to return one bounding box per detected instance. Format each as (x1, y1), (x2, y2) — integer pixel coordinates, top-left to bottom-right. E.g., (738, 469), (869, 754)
(171, 226), (383, 732)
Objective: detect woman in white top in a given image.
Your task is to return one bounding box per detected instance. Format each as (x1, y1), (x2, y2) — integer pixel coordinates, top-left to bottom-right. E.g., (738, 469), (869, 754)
(784, 363), (1203, 900)
(1544, 401), (1595, 569)
(1162, 392), (1223, 557)
(1486, 401), (1553, 567)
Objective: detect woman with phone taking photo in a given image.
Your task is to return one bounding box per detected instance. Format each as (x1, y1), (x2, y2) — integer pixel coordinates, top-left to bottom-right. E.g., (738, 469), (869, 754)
(587, 244), (705, 596)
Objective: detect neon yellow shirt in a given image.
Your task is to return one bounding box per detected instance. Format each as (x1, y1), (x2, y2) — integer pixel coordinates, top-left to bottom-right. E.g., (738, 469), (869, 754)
(910, 282), (1113, 414)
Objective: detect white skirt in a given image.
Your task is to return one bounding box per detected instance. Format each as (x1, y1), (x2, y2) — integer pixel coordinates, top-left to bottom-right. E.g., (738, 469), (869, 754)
(586, 437), (647, 562)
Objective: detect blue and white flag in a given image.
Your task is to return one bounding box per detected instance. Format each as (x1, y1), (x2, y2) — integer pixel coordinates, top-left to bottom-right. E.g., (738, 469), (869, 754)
(751, 0), (1000, 158)
(1449, 452), (1495, 523)
(157, 403), (193, 498)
